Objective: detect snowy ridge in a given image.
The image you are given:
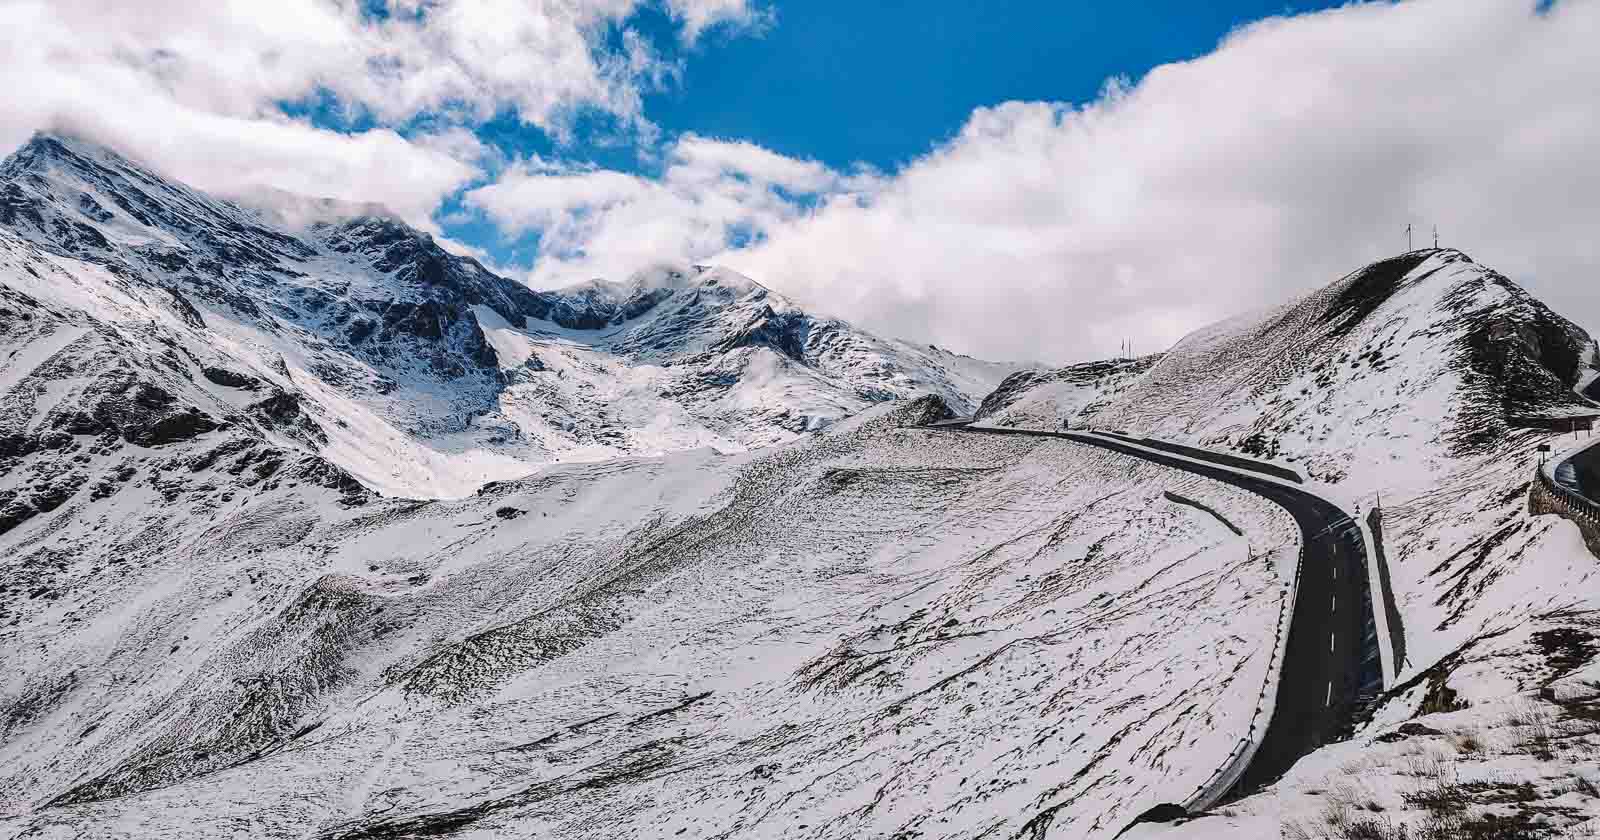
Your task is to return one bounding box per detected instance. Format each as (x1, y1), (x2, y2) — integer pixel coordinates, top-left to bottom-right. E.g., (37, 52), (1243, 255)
(6, 129), (1600, 840)
(0, 132), (1025, 499)
(990, 252), (1600, 837)
(994, 248), (1596, 672)
(977, 355), (1157, 427)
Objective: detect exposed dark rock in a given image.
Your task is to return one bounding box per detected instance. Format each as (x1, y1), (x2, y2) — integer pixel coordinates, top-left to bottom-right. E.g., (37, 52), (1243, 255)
(892, 394), (957, 427)
(723, 306), (813, 363)
(202, 366), (263, 391)
(76, 191), (114, 223)
(0, 473), (87, 537)
(1443, 264), (1593, 455)
(163, 287), (206, 329)
(345, 318), (376, 345)
(1374, 722), (1445, 743)
(131, 408), (221, 447)
(248, 390), (328, 446)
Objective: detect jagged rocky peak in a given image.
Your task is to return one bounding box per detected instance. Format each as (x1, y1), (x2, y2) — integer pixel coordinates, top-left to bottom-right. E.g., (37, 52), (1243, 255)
(546, 262), (778, 329)
(0, 131), (315, 269)
(0, 131), (1022, 498)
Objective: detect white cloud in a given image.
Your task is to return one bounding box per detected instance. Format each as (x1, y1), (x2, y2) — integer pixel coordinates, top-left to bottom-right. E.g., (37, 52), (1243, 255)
(670, 134), (846, 193)
(0, 0), (764, 229)
(665, 0), (773, 43)
(465, 133), (856, 285)
(469, 0), (1600, 364)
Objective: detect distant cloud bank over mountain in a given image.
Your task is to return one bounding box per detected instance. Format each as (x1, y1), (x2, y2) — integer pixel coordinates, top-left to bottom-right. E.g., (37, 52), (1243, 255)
(5, 0), (1599, 364)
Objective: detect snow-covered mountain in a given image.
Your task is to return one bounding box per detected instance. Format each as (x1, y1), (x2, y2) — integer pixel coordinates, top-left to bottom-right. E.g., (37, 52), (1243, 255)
(4, 133), (1599, 840)
(985, 250), (1600, 838)
(0, 133), (1022, 498)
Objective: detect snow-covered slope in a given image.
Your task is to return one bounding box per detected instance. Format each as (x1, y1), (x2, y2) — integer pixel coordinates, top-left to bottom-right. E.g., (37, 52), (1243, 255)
(0, 133), (1022, 498)
(977, 355), (1161, 428)
(993, 249), (1597, 661)
(7, 129), (1599, 840)
(992, 251), (1600, 838)
(2, 394), (1312, 839)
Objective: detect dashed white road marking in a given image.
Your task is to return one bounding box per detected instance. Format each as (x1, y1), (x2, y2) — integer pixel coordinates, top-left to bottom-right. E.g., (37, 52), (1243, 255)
(1333, 566), (1338, 580)
(1331, 593), (1336, 612)
(1330, 632), (1336, 653)
(1326, 681), (1333, 706)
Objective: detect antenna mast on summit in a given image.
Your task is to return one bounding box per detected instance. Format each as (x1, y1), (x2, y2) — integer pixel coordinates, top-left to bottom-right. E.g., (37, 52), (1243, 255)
(1434, 225), (1439, 249)
(1405, 223), (1413, 252)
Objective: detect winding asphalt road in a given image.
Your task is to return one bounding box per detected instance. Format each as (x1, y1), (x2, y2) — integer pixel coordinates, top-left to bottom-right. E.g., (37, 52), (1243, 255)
(935, 423), (1381, 798)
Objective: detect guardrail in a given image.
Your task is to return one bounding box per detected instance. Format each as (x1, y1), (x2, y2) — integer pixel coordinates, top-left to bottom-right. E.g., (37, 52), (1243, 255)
(1180, 544), (1304, 811)
(1534, 463), (1600, 522)
(1530, 464), (1600, 557)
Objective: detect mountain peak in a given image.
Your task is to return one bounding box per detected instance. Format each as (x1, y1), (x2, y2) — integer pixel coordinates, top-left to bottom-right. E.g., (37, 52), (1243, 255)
(987, 248), (1594, 489)
(0, 131), (1022, 499)
(2, 131), (159, 184)
(0, 128), (284, 264)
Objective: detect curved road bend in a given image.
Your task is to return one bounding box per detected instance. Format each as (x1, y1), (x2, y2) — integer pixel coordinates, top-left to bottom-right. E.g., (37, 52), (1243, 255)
(1555, 435), (1600, 502)
(939, 425), (1377, 795)
(1089, 431), (1305, 484)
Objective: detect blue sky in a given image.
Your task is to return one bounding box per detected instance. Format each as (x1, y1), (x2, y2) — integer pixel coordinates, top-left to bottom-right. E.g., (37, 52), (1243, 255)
(286, 2), (1351, 269)
(400, 1), (1349, 268)
(632, 1), (1346, 170)
(12, 0), (1599, 362)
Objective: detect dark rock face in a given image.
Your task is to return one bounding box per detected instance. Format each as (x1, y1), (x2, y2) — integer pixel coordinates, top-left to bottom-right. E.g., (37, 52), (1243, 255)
(381, 299), (447, 341)
(891, 394), (957, 427)
(0, 182), (45, 229)
(1441, 263), (1594, 456)
(247, 390), (329, 446)
(345, 318), (376, 345)
(202, 366), (263, 391)
(162, 287), (207, 329)
(133, 408), (222, 447)
(726, 307), (814, 363)
(0, 474), (87, 538)
(618, 287), (674, 322)
(76, 191), (114, 223)
(47, 373), (220, 448)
